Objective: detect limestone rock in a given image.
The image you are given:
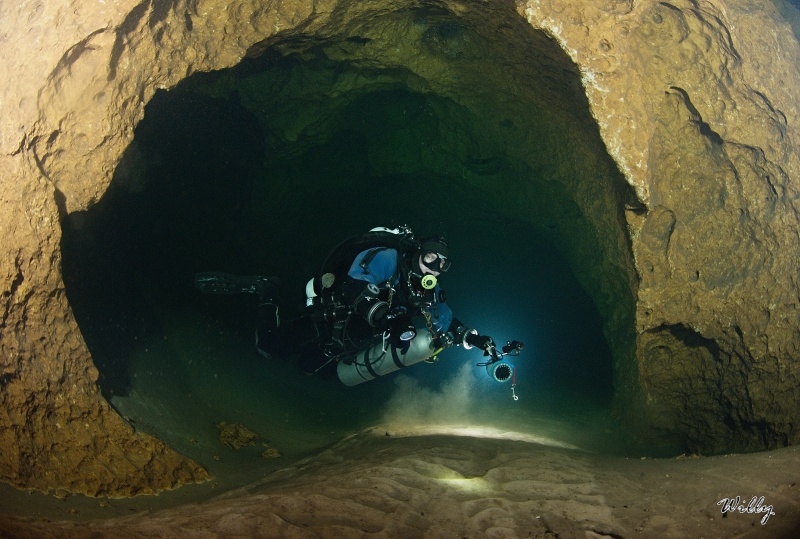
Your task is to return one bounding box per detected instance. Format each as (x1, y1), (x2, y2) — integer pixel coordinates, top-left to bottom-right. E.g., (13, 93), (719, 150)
(217, 422), (259, 450)
(261, 446), (282, 459)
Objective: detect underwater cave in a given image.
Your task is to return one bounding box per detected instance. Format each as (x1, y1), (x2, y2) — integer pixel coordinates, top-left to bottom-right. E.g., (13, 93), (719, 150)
(57, 2), (642, 496)
(4, 0), (800, 536)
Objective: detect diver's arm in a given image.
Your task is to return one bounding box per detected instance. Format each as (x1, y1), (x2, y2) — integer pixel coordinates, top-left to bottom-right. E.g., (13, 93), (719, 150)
(433, 294), (475, 347)
(449, 318), (494, 352)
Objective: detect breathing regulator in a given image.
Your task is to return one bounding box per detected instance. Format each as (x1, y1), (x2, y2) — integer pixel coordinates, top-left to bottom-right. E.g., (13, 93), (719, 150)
(420, 274), (437, 290)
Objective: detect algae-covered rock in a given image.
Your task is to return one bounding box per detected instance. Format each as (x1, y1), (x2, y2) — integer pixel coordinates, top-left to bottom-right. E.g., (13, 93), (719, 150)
(261, 445), (281, 459)
(216, 422), (259, 450)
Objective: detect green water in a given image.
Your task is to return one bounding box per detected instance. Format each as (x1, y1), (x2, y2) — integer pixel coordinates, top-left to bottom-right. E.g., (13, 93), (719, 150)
(61, 146), (636, 483)
(55, 163), (650, 522)
(56, 19), (650, 507)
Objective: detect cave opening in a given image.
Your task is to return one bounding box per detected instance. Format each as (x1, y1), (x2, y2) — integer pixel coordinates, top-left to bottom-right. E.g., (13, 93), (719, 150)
(60, 1), (646, 493)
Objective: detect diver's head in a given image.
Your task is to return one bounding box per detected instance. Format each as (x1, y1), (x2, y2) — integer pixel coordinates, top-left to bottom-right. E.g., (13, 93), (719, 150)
(415, 237), (450, 277)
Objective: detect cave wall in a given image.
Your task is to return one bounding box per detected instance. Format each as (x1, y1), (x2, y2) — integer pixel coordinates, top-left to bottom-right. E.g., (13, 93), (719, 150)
(0, 0), (326, 497)
(1, 0), (799, 496)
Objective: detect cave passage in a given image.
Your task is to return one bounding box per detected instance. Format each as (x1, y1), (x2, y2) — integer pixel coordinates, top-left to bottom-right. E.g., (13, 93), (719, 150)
(60, 1), (645, 492)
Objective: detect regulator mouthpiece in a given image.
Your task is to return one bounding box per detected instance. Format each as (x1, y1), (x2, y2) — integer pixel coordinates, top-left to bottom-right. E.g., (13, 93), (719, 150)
(487, 361), (514, 383)
(420, 274), (437, 290)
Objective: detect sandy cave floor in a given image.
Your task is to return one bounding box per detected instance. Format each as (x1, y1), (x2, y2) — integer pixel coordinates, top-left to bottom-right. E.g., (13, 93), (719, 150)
(2, 263), (799, 538)
(1, 426), (799, 539)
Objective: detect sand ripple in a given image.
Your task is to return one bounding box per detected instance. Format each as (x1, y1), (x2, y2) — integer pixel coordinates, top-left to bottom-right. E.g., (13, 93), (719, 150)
(1, 428), (799, 538)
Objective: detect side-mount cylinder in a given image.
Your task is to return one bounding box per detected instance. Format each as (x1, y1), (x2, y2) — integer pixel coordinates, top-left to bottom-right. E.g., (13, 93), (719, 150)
(337, 331), (435, 386)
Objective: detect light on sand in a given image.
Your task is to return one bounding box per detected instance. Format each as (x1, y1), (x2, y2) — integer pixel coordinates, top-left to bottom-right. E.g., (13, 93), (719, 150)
(380, 423), (579, 450)
(437, 476), (493, 494)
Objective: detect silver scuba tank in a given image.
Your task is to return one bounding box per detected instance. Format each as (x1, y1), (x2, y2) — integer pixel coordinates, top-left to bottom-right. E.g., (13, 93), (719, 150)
(337, 331), (435, 386)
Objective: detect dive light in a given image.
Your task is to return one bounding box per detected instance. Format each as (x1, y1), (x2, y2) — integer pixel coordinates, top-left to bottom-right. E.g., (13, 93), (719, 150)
(478, 340), (523, 383)
(487, 360), (514, 382)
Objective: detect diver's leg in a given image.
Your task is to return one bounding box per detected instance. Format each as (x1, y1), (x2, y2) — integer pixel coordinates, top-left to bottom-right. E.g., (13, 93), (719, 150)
(194, 272), (280, 296)
(254, 281), (282, 360)
(255, 304), (279, 360)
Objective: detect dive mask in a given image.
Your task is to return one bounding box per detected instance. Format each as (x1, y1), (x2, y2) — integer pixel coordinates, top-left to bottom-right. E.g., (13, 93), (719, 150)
(419, 236), (450, 272)
(420, 251), (451, 273)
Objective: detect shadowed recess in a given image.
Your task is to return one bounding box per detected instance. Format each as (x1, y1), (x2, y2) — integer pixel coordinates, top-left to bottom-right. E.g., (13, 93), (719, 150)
(60, 1), (651, 502)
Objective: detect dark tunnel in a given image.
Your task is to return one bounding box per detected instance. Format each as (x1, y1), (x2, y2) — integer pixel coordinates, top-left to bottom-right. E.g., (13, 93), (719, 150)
(60, 3), (648, 493)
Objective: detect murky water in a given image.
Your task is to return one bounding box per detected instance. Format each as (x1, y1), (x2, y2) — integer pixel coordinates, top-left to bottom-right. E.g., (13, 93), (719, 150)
(61, 177), (634, 478)
(52, 77), (656, 520)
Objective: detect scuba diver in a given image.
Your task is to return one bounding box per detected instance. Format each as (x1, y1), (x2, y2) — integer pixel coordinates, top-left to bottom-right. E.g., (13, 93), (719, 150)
(195, 226), (522, 387)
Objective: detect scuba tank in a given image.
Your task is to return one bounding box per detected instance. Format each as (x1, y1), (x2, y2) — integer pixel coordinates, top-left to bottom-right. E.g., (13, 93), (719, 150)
(337, 331), (435, 386)
(306, 225), (446, 385)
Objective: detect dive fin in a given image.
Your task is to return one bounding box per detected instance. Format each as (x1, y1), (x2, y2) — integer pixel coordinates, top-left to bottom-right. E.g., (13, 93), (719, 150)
(194, 272), (280, 298)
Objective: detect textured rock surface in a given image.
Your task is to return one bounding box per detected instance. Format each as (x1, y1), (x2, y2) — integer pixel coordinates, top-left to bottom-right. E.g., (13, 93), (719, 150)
(1, 0), (799, 496)
(521, 0), (800, 452)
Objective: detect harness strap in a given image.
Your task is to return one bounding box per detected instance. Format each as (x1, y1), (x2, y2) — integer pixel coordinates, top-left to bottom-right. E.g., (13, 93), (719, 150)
(359, 247), (387, 273)
(389, 345), (407, 369)
(363, 346), (382, 379)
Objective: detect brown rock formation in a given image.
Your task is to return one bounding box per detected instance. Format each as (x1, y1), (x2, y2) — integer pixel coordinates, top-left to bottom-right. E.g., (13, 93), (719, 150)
(1, 0), (799, 497)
